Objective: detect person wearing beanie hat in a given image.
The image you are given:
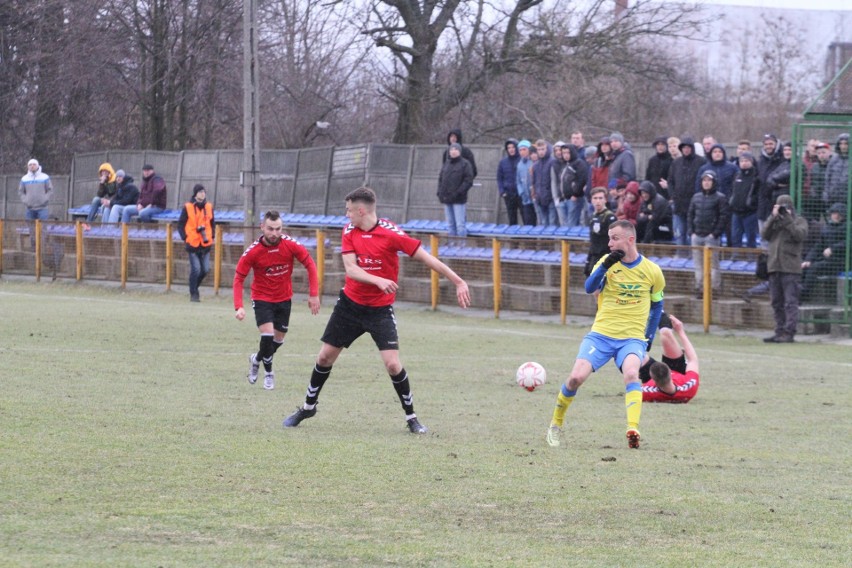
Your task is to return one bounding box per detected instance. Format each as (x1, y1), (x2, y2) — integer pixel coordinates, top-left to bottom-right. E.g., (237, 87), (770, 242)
(107, 169), (140, 223)
(687, 167), (730, 299)
(761, 193), (808, 342)
(18, 157), (53, 248)
(515, 139), (537, 225)
(178, 183), (215, 302)
(608, 132), (636, 191)
(729, 151), (760, 248)
(496, 138), (521, 225)
(438, 139), (474, 237)
(442, 129), (477, 178)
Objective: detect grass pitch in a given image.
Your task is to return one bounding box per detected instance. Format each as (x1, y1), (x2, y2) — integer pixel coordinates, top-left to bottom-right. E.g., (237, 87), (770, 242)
(0, 280), (850, 567)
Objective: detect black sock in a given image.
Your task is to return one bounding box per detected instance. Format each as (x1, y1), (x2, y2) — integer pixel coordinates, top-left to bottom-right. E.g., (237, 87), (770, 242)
(305, 364), (332, 406)
(391, 368), (415, 416)
(258, 334), (274, 373)
(272, 338), (284, 354)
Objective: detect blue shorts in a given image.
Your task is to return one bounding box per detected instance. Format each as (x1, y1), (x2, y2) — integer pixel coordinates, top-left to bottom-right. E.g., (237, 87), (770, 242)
(576, 332), (646, 372)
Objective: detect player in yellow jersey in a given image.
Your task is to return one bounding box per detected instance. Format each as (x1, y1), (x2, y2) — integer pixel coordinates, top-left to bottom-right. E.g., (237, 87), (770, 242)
(547, 220), (665, 449)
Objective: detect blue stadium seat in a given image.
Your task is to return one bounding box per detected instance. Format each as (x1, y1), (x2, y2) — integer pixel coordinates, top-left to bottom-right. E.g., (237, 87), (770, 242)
(543, 251), (562, 264)
(569, 252), (587, 265)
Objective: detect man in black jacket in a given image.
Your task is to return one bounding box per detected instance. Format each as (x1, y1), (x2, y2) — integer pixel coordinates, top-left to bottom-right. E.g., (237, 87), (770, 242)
(637, 181), (672, 244)
(442, 129), (477, 178)
(437, 143), (474, 238)
(688, 171), (730, 299)
(106, 170), (140, 223)
(728, 153), (760, 248)
(645, 137), (672, 200)
(661, 137), (703, 247)
(585, 187), (618, 276)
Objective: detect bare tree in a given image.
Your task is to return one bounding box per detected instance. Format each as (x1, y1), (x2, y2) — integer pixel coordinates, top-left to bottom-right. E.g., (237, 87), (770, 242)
(258, 0), (380, 148)
(107, 0), (242, 150)
(359, 0), (705, 144)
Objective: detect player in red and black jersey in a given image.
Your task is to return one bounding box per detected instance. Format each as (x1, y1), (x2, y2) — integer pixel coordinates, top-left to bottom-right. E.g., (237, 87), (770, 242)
(639, 313), (700, 403)
(283, 186), (471, 434)
(233, 211), (320, 390)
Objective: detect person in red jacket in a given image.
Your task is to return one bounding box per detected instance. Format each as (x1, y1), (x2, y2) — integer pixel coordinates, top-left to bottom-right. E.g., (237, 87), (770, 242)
(178, 184), (215, 303)
(233, 211), (321, 390)
(283, 186), (471, 434)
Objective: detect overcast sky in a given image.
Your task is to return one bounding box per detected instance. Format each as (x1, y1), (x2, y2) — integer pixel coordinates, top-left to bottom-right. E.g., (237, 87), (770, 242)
(698, 0), (850, 10)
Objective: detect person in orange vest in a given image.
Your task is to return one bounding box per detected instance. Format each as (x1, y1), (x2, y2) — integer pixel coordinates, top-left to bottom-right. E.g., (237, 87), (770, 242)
(178, 184), (215, 302)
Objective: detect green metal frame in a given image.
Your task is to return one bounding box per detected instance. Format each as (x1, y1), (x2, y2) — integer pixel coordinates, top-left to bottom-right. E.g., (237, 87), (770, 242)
(790, 55), (852, 335)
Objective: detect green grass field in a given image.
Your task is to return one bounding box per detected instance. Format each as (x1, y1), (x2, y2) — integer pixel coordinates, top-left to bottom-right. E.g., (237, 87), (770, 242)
(1, 280), (850, 567)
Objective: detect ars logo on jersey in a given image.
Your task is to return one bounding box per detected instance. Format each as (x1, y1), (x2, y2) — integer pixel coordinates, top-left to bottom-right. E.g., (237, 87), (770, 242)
(358, 256), (382, 270)
(265, 264), (290, 277)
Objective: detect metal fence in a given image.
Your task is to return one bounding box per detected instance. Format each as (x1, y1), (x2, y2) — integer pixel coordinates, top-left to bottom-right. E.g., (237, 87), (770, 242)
(5, 217), (851, 335)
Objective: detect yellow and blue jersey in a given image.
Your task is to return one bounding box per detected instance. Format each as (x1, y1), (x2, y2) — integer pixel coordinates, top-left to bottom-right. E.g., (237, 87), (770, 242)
(591, 255), (665, 340)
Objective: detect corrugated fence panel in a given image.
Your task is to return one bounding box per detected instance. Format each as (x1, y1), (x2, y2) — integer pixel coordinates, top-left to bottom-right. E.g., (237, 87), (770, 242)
(72, 152), (110, 207)
(293, 147), (332, 213)
(141, 151), (182, 208)
(4, 143), (699, 223)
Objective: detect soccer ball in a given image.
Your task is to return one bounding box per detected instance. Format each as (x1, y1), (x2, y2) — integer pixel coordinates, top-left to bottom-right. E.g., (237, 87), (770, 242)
(516, 362), (547, 391)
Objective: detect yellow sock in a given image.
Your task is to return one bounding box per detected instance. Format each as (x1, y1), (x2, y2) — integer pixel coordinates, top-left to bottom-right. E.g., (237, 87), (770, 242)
(625, 383), (642, 430)
(551, 385), (576, 427)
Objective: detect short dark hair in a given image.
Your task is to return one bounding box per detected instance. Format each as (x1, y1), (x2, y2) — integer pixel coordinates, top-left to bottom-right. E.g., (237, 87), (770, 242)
(650, 361), (671, 384)
(264, 210), (281, 222)
(590, 187), (607, 198)
(345, 186), (376, 205)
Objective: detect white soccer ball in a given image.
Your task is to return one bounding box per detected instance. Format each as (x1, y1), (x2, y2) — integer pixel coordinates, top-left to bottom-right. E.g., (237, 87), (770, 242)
(516, 361), (547, 392)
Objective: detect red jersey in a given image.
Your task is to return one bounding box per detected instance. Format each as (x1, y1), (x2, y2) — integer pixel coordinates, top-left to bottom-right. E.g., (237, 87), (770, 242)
(642, 370), (700, 403)
(340, 219), (421, 307)
(233, 234), (319, 310)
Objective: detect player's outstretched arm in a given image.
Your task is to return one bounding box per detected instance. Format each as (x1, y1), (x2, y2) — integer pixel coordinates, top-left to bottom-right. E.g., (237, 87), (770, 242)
(413, 248), (471, 308)
(671, 315), (699, 373)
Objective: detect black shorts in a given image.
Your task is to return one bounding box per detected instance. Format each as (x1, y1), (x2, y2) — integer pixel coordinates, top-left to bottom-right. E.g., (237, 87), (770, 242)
(639, 353), (687, 383)
(252, 299), (291, 332)
(320, 291), (399, 351)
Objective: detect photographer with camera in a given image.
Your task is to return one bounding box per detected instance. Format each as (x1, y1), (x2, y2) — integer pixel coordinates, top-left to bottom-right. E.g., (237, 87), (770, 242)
(178, 184), (215, 302)
(761, 194), (808, 343)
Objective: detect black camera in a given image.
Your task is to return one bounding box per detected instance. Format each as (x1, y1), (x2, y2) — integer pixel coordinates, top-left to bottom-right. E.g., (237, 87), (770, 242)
(777, 205), (787, 215)
(198, 225), (209, 245)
